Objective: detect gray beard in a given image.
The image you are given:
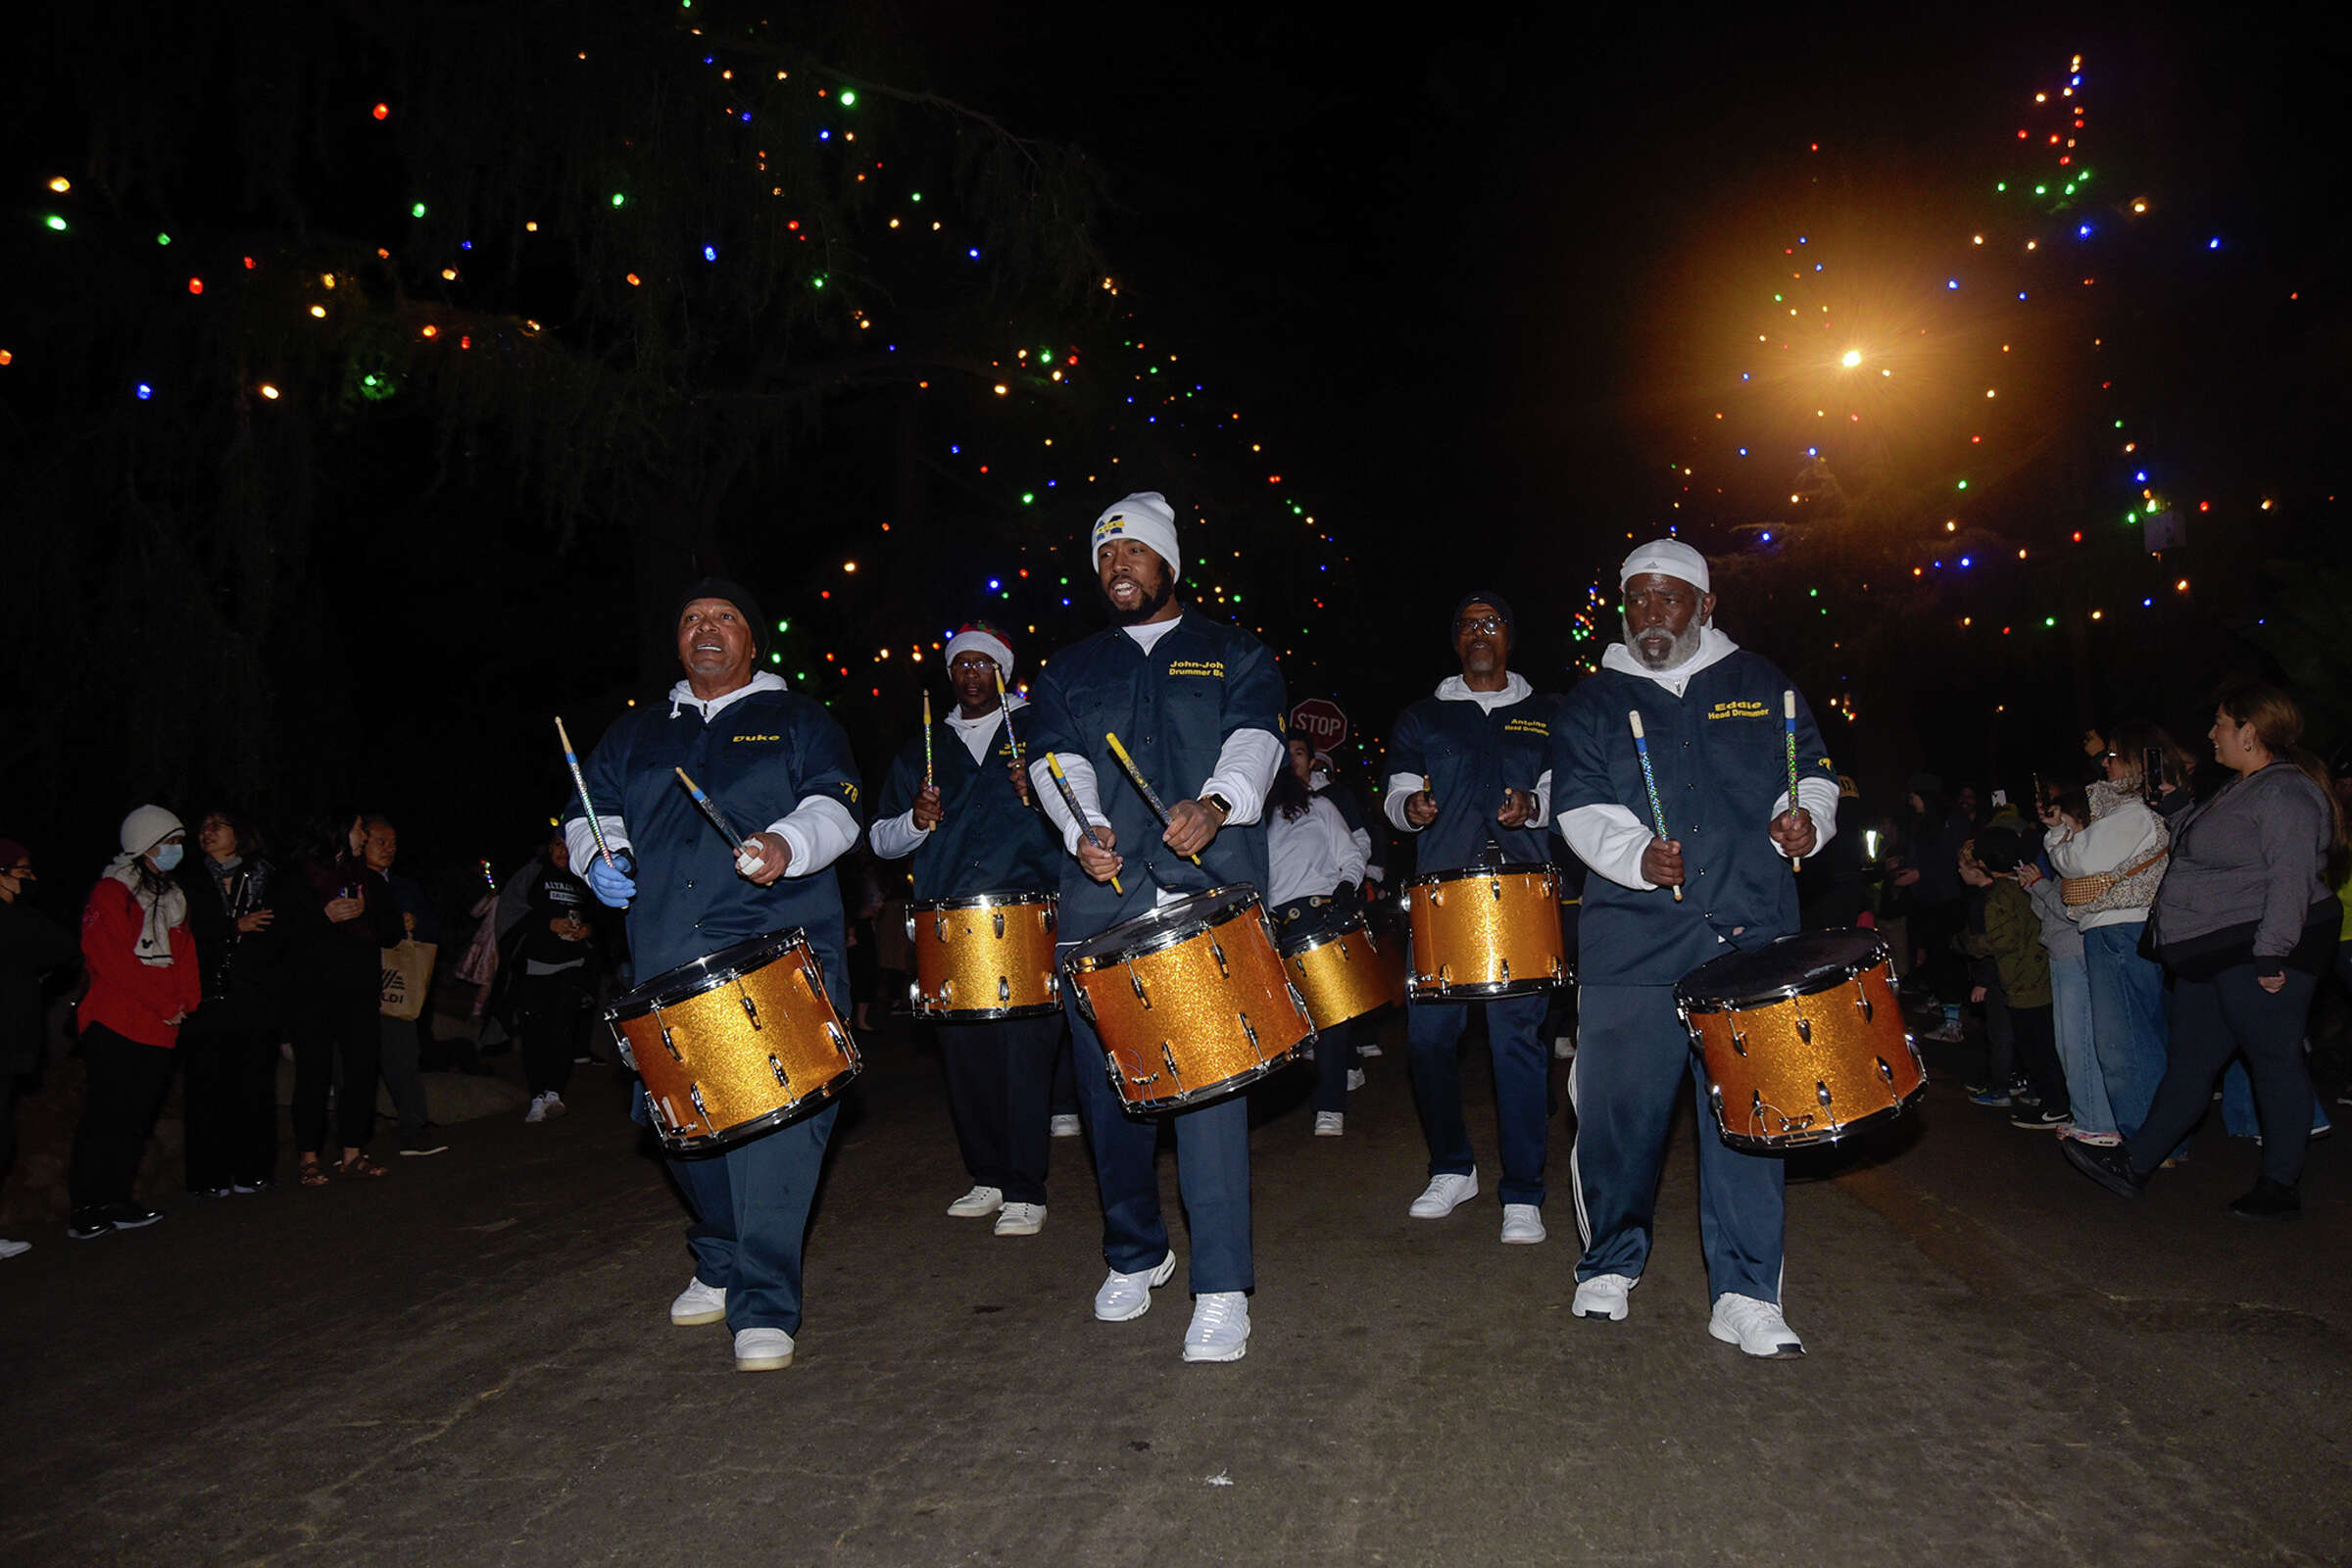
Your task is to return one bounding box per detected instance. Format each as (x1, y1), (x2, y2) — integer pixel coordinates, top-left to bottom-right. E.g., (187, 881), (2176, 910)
(1624, 614), (1706, 672)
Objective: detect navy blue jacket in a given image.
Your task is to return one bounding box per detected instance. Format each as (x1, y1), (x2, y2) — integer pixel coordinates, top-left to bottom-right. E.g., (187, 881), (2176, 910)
(1025, 609), (1285, 940)
(1384, 688), (1558, 872)
(874, 710), (1059, 903)
(1551, 651), (1836, 987)
(568, 686), (861, 982)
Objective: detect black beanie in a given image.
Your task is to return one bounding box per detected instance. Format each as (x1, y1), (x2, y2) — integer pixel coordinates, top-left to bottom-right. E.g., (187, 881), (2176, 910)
(1451, 589), (1515, 643)
(1975, 823), (2025, 874)
(673, 576), (768, 655)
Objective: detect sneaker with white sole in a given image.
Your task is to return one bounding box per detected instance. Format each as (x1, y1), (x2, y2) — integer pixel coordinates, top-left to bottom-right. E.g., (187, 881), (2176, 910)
(1182, 1291), (1250, 1363)
(1709, 1292), (1805, 1358)
(1357, 1041), (1383, 1057)
(1407, 1170), (1479, 1218)
(1346, 1068), (1366, 1092)
(670, 1277), (728, 1326)
(1313, 1111), (1344, 1137)
(1573, 1272), (1638, 1321)
(1049, 1114), (1083, 1139)
(1553, 1032), (1578, 1060)
(993, 1201), (1046, 1236)
(733, 1326), (794, 1371)
(1499, 1203), (1545, 1245)
(947, 1184), (1004, 1218)
(0, 1238), (28, 1259)
(1094, 1251), (1177, 1321)
(522, 1093), (550, 1124)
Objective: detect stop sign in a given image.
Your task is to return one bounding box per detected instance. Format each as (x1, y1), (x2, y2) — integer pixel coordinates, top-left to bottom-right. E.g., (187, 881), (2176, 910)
(1289, 698), (1348, 754)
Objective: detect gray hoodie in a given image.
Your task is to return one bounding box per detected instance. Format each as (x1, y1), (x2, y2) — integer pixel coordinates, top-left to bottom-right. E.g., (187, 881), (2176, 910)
(2150, 762), (2332, 962)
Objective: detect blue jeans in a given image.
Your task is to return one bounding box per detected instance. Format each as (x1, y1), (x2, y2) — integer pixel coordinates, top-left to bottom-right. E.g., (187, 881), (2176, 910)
(2083, 922), (2168, 1138)
(1404, 991), (1551, 1205)
(2048, 954), (2113, 1137)
(1568, 984), (1785, 1302)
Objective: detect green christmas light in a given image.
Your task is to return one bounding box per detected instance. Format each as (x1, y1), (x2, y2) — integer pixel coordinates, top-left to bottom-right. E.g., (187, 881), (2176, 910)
(43, 215), (67, 231)
(411, 202), (426, 218)
(156, 232), (172, 245)
(611, 193), (625, 207)
(838, 88), (858, 107)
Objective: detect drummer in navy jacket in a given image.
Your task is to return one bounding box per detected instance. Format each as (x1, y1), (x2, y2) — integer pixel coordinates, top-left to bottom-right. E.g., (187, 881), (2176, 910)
(565, 577), (862, 1376)
(1381, 591), (1559, 1245)
(872, 621), (1063, 1238)
(1549, 539), (1840, 1358)
(1023, 492), (1286, 1365)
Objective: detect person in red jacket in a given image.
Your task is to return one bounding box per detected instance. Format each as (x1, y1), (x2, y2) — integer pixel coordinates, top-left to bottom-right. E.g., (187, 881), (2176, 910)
(68, 806), (202, 1240)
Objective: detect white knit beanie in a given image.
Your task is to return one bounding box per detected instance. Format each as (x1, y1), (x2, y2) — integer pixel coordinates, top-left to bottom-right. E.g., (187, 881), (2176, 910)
(119, 805), (184, 856)
(1091, 492), (1180, 578)
(1619, 538), (1712, 594)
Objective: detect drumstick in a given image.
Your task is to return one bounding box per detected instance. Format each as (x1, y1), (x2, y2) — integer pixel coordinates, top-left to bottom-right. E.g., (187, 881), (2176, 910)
(673, 766), (752, 852)
(1103, 731), (1203, 865)
(994, 668), (1025, 768)
(1629, 710), (1682, 903)
(555, 716), (618, 871)
(1046, 752), (1122, 894)
(1422, 774), (1434, 808)
(921, 691), (936, 794)
(1784, 689), (1802, 875)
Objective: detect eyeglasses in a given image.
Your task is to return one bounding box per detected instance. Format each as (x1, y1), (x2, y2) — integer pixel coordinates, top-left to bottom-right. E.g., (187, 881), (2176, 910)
(1454, 615), (1506, 636)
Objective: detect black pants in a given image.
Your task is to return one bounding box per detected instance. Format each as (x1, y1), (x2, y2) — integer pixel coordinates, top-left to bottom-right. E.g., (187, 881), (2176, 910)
(181, 1026), (280, 1189)
(2130, 964), (2320, 1186)
(0, 1068), (21, 1188)
(293, 982), (381, 1154)
(2006, 1002), (2068, 1114)
(1313, 1014), (1371, 1113)
(937, 1012), (1062, 1203)
(69, 1024), (178, 1210)
(520, 963), (590, 1097)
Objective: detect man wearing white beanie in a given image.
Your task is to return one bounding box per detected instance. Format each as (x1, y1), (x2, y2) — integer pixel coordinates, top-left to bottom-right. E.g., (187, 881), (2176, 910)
(1549, 538), (1842, 1358)
(871, 620), (1064, 1237)
(1025, 490), (1287, 1364)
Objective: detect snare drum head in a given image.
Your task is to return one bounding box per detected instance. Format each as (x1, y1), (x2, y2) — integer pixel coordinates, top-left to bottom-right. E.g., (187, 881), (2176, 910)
(1279, 911), (1366, 956)
(1065, 885), (1263, 967)
(611, 928), (809, 1017)
(1406, 860), (1555, 890)
(1676, 928), (1886, 1008)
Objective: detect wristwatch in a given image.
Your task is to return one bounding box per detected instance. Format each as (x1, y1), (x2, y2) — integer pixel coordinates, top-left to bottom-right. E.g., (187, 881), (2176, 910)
(1200, 792), (1234, 820)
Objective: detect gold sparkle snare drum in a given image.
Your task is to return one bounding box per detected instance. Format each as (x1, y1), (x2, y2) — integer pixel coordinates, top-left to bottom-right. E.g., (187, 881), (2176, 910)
(906, 892), (1060, 1020)
(1280, 914), (1404, 1031)
(607, 930), (859, 1152)
(1062, 886), (1314, 1113)
(1402, 862), (1568, 1001)
(1677, 929), (1925, 1152)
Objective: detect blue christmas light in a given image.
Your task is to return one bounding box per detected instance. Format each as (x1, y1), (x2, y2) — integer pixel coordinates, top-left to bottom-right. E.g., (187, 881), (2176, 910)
(2078, 222), (2093, 238)
(988, 578), (1001, 591)
(135, 382), (153, 400)
(1947, 279), (1959, 289)
(1760, 531), (1773, 543)
(704, 244), (717, 261)
(1960, 556), (1972, 567)
(2207, 236), (2221, 250)
(1738, 448), (1748, 456)
(2134, 470), (2147, 482)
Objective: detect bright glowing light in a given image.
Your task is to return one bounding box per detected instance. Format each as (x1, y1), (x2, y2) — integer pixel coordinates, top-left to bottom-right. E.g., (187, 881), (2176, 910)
(372, 103), (390, 120)
(259, 384), (280, 400)
(1839, 349), (1862, 368)
(47, 176), (70, 193)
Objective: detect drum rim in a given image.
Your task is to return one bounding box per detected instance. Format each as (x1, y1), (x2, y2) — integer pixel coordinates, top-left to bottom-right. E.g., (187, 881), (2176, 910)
(1674, 930), (1890, 1012)
(1403, 861), (1558, 889)
(907, 890), (1057, 913)
(1711, 1080), (1926, 1152)
(1063, 884), (1265, 969)
(652, 1061), (860, 1152)
(1114, 1044), (1310, 1114)
(608, 927), (812, 1018)
(1406, 973), (1567, 1001)
(1277, 912), (1369, 958)
(910, 998), (1064, 1021)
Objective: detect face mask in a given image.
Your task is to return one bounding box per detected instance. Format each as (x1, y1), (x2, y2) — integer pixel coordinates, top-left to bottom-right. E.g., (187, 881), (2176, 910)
(151, 843), (185, 872)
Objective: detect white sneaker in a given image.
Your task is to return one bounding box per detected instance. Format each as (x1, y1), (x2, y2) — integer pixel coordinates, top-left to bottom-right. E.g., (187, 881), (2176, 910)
(733, 1327), (795, 1371)
(1407, 1170), (1479, 1218)
(1572, 1272), (1638, 1321)
(1709, 1292), (1805, 1358)
(1346, 1068), (1367, 1092)
(1357, 1041), (1383, 1057)
(947, 1184), (1004, 1217)
(1499, 1203), (1545, 1245)
(1313, 1111), (1345, 1137)
(670, 1277), (727, 1326)
(522, 1093), (549, 1124)
(0, 1238), (28, 1259)
(1050, 1113), (1083, 1139)
(993, 1201), (1046, 1236)
(1094, 1250), (1177, 1321)
(1182, 1291), (1250, 1363)
(1553, 1031), (1578, 1060)
(541, 1093), (565, 1120)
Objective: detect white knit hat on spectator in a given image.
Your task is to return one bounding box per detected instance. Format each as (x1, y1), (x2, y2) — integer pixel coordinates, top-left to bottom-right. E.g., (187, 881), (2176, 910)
(944, 621), (1016, 679)
(118, 805), (184, 856)
(1619, 538), (1711, 594)
(1091, 492), (1180, 578)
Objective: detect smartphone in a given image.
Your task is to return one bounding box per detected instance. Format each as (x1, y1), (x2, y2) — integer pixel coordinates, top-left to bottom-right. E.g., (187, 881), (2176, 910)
(2143, 746), (2165, 803)
(1990, 789), (2009, 808)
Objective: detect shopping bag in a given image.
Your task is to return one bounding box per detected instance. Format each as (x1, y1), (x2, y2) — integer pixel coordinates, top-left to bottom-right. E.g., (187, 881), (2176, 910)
(381, 939), (439, 1020)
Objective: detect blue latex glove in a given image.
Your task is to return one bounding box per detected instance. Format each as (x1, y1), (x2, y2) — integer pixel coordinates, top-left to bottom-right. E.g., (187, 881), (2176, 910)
(585, 850), (637, 908)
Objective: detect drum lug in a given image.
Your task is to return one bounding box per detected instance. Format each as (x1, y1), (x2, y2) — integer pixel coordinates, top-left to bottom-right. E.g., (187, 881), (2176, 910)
(1047, 971), (1061, 999)
(1238, 1009), (1262, 1063)
(651, 1002), (683, 1062)
(1730, 1024), (1746, 1058)
(688, 1082), (715, 1132)
(768, 1054), (791, 1089)
(735, 979), (761, 1031)
(1127, 964), (1152, 1010)
(1209, 938), (1230, 979)
(933, 911), (948, 943)
(1794, 1015), (1810, 1046)
(904, 910), (916, 944)
(1856, 988), (1874, 1022)
(1816, 1080), (1833, 1110)
(1499, 956), (1511, 985)
(827, 1021), (849, 1051)
(1877, 1056), (1895, 1086)
(993, 907), (1006, 941)
(907, 979), (922, 1010)
(1161, 1042), (1185, 1086)
(999, 975), (1012, 1004)
(1073, 983), (1096, 1023)
(1749, 1089), (1765, 1133)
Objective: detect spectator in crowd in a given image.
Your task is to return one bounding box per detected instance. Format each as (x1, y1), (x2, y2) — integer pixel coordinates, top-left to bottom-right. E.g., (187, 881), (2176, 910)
(2067, 684), (2343, 1218)
(292, 811), (402, 1184)
(2022, 788), (2117, 1146)
(1263, 756), (1370, 1135)
(1955, 841), (2016, 1089)
(517, 832), (597, 1122)
(1798, 775), (1868, 931)
(0, 836), (76, 1256)
(67, 807), (201, 1240)
(1968, 825), (2069, 1129)
(2045, 726), (2176, 1140)
(364, 814), (447, 1157)
(178, 809), (290, 1196)
(1893, 774), (1971, 1037)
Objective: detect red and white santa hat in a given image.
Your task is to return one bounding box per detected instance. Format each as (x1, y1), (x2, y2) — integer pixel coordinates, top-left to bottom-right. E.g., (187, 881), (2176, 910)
(944, 620), (1016, 678)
